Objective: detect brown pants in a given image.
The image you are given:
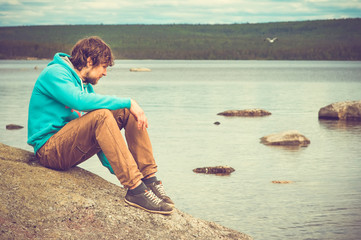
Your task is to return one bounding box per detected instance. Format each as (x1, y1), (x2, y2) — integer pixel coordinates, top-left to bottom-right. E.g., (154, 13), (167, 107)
(36, 108), (157, 188)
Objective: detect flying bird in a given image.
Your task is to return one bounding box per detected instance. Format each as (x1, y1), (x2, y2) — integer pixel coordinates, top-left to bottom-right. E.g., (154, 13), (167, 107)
(265, 37), (278, 43)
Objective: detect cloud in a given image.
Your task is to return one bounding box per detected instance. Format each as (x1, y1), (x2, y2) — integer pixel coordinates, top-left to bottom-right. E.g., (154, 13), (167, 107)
(0, 0), (360, 26)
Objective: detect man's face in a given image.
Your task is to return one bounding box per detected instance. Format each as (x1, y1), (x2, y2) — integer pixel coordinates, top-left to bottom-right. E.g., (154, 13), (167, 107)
(83, 63), (108, 85)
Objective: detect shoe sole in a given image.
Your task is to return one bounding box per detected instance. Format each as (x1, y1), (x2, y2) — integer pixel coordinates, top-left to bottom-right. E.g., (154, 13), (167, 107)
(165, 202), (175, 207)
(124, 198), (174, 215)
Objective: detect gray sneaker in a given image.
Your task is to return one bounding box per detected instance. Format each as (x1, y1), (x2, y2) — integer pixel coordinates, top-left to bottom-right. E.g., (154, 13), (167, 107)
(145, 180), (174, 206)
(125, 188), (174, 215)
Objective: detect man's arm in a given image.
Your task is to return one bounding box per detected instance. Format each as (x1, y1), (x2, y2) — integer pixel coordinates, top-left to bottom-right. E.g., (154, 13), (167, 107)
(39, 65), (131, 111)
(130, 99), (148, 130)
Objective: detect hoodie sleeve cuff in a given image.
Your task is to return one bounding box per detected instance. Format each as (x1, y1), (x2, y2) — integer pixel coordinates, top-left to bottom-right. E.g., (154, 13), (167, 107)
(125, 98), (131, 109)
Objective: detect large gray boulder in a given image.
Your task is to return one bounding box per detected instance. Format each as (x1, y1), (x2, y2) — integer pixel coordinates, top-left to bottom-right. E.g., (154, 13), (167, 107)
(260, 130), (310, 147)
(0, 143), (252, 240)
(318, 101), (361, 121)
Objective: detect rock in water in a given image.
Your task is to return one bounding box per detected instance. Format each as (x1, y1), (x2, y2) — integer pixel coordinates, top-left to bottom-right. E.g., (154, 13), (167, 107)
(318, 100), (361, 121)
(0, 143), (252, 240)
(260, 130), (310, 147)
(217, 109), (271, 117)
(129, 68), (151, 72)
(6, 124), (24, 130)
(193, 166), (235, 175)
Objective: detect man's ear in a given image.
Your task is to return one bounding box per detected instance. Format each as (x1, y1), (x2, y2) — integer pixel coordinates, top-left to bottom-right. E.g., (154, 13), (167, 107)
(86, 57), (93, 67)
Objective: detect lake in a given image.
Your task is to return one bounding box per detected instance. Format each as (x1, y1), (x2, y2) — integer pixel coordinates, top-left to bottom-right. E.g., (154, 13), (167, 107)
(1, 59), (361, 240)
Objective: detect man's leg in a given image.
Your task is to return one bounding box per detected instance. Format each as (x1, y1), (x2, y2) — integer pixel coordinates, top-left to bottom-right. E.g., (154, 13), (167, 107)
(36, 109), (143, 188)
(111, 109), (174, 207)
(111, 108), (157, 179)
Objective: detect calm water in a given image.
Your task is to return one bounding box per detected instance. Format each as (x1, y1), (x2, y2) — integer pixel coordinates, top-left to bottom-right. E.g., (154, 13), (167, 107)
(1, 60), (361, 240)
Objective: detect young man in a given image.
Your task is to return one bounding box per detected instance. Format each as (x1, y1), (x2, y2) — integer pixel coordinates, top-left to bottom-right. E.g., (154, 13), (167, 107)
(27, 36), (174, 215)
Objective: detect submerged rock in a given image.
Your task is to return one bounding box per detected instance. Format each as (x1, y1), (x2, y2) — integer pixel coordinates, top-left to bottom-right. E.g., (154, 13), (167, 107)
(272, 180), (293, 184)
(130, 68), (151, 72)
(0, 143), (252, 240)
(318, 100), (361, 121)
(260, 130), (310, 147)
(193, 166), (235, 175)
(217, 109), (271, 117)
(6, 124), (24, 130)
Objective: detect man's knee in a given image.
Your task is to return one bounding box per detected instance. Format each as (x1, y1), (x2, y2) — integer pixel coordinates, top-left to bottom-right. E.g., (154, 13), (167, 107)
(92, 109), (114, 121)
(111, 108), (131, 129)
(89, 108), (131, 129)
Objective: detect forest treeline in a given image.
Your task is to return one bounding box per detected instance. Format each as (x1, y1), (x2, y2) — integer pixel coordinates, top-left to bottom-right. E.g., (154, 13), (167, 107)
(0, 18), (361, 60)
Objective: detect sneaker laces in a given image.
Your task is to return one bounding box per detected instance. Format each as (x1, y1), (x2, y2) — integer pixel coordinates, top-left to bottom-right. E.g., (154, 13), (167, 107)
(144, 189), (162, 205)
(154, 182), (167, 197)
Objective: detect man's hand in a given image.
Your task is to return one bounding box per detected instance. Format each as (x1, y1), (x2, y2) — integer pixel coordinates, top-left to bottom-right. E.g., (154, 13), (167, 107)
(130, 99), (148, 130)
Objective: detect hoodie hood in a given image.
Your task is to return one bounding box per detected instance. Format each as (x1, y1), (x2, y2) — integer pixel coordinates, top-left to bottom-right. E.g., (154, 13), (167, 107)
(48, 53), (83, 85)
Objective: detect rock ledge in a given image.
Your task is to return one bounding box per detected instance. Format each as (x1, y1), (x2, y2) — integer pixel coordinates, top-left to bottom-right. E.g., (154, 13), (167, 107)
(0, 143), (252, 240)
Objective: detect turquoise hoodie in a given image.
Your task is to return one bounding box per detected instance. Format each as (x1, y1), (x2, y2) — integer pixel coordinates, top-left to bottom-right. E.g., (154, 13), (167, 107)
(27, 53), (130, 174)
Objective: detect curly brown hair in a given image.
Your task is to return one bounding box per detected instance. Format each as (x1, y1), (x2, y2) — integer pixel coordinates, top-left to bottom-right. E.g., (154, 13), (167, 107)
(70, 36), (114, 71)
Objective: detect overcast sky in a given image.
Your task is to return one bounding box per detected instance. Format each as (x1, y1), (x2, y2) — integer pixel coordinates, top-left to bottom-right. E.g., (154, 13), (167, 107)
(1, 0), (361, 26)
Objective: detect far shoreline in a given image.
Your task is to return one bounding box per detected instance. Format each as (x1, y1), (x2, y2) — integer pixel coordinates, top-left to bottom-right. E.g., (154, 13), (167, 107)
(1, 57), (361, 62)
